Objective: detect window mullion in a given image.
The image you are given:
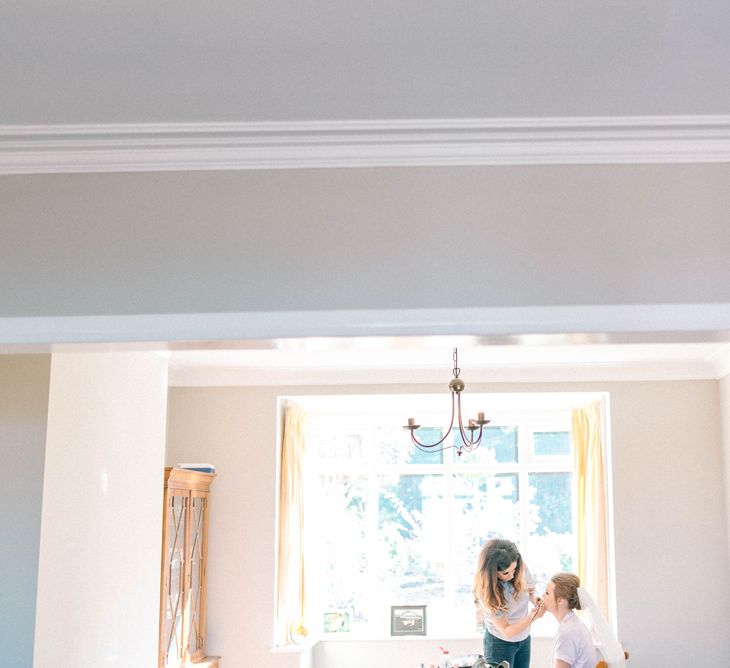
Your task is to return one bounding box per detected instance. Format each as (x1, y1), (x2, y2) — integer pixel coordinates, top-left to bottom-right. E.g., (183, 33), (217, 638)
(445, 445), (455, 631)
(518, 422), (530, 554)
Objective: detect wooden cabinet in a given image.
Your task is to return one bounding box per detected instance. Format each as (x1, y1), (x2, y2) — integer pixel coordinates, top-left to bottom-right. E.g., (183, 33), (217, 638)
(159, 467), (220, 668)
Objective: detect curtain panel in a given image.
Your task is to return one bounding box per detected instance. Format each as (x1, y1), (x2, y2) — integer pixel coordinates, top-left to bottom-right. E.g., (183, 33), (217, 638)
(275, 404), (307, 646)
(572, 401), (610, 620)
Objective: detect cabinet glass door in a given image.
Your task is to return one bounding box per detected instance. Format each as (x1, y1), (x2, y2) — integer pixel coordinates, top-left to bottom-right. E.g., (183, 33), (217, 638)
(187, 493), (207, 659)
(163, 492), (188, 667)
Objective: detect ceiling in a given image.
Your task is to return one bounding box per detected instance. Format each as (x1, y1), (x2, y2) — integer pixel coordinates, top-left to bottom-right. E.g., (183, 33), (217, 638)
(2, 3), (729, 364)
(3, 2), (730, 125)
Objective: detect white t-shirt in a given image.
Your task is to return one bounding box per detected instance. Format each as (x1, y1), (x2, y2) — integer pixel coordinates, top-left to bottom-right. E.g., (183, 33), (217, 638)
(483, 567), (535, 643)
(551, 611), (597, 668)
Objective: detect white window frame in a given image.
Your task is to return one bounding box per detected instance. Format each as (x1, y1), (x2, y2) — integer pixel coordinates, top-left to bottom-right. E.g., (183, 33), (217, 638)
(287, 392), (604, 640)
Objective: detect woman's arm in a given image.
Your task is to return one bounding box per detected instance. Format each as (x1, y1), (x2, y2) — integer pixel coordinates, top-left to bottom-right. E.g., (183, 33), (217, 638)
(553, 660), (570, 668)
(523, 563), (540, 605)
(488, 602), (545, 639)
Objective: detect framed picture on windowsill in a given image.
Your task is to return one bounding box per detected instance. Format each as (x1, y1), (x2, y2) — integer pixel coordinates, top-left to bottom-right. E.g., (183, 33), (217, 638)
(323, 610), (352, 634)
(390, 605), (427, 636)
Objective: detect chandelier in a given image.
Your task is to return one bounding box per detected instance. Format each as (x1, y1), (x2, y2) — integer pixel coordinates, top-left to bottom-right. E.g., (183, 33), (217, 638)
(403, 348), (490, 456)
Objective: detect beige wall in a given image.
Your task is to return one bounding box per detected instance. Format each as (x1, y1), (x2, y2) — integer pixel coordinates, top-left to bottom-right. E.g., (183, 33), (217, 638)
(166, 379), (730, 668)
(0, 355), (51, 667)
(721, 373), (730, 584)
(167, 386), (298, 668)
(608, 380), (727, 663)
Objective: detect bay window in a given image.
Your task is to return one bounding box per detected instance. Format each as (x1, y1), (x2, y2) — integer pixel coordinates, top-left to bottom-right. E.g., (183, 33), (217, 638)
(278, 393), (608, 641)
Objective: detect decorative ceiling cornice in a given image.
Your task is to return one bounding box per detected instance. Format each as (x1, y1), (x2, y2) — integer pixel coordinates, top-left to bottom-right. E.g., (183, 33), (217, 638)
(2, 115), (730, 175)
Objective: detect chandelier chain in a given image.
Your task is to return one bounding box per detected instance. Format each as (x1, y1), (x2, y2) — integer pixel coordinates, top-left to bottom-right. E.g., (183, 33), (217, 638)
(452, 348), (460, 378)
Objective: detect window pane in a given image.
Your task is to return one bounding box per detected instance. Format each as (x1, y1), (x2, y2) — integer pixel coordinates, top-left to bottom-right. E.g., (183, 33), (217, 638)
(310, 475), (369, 624)
(527, 472), (573, 591)
(378, 426), (443, 465)
(300, 404), (580, 640)
(453, 426), (518, 464)
(533, 431), (571, 457)
(452, 473), (521, 607)
(377, 474), (446, 604)
(308, 428), (367, 463)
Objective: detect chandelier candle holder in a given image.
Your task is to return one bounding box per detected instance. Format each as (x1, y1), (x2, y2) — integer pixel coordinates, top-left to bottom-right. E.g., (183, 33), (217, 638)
(403, 348), (491, 456)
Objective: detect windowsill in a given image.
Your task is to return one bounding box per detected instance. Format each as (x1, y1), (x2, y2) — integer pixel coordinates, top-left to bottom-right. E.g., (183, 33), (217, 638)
(271, 638), (317, 653)
(271, 631), (559, 665)
(294, 630), (556, 643)
(271, 624), (557, 652)
(318, 634), (479, 642)
(284, 629), (555, 640)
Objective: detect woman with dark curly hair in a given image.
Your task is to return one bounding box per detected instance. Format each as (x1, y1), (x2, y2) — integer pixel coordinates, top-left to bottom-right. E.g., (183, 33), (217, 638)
(473, 539), (544, 668)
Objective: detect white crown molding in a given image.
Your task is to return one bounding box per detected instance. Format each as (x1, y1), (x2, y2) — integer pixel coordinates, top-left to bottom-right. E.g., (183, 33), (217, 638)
(2, 115), (730, 175)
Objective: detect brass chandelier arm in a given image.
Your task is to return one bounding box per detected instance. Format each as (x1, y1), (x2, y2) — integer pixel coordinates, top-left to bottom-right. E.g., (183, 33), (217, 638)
(407, 392), (457, 450)
(403, 347), (491, 457)
(454, 393), (484, 452)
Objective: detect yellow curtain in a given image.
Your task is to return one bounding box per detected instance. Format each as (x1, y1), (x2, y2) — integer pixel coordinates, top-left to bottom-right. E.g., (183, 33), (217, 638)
(275, 404), (307, 646)
(572, 401), (609, 620)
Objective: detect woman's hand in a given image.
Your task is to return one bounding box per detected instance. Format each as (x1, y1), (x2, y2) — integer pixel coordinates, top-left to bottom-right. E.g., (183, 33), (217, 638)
(530, 601), (546, 622)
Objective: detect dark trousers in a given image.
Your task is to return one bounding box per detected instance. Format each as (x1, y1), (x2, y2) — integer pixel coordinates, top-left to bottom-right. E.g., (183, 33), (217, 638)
(483, 630), (531, 668)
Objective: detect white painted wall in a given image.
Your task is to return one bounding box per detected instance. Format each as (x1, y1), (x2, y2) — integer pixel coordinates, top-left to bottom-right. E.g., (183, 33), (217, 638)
(166, 378), (730, 668)
(0, 355), (50, 667)
(33, 352), (168, 668)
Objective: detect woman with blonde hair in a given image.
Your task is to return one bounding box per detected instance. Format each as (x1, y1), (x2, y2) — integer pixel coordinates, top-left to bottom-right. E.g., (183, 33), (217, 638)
(543, 572), (627, 668)
(542, 573), (596, 668)
(473, 539), (544, 668)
